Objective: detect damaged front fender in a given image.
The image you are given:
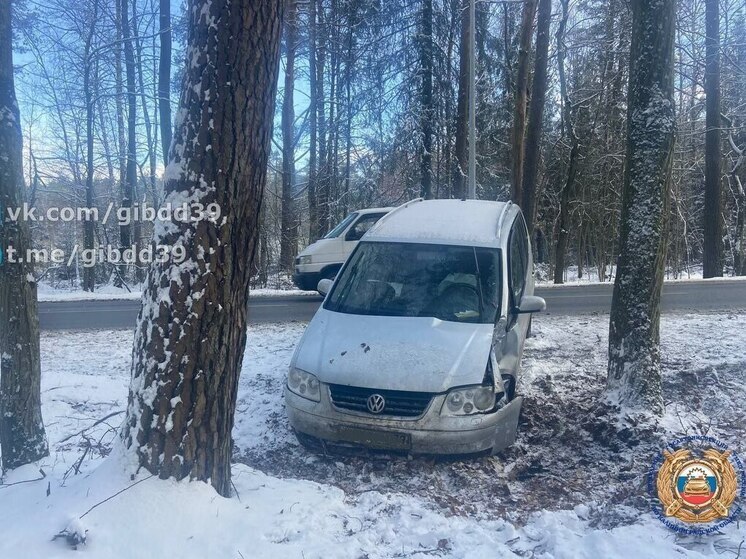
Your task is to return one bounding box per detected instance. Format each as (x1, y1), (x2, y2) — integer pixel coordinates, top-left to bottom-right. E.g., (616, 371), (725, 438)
(491, 396), (523, 454)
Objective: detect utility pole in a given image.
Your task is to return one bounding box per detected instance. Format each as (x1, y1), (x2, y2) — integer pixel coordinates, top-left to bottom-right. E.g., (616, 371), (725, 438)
(466, 0), (476, 199)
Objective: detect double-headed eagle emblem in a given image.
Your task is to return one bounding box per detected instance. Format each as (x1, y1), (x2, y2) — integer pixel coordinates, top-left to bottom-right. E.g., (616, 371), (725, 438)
(656, 448), (738, 523)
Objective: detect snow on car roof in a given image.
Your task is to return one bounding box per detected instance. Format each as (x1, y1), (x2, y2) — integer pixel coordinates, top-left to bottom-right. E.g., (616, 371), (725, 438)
(356, 207), (395, 214)
(365, 199), (515, 247)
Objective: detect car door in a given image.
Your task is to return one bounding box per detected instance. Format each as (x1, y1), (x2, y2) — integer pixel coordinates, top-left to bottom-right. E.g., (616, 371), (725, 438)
(500, 212), (531, 377)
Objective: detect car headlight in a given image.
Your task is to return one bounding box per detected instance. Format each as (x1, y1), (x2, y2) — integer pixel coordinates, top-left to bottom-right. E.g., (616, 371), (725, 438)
(297, 255), (312, 265)
(441, 385), (495, 416)
(287, 367), (321, 402)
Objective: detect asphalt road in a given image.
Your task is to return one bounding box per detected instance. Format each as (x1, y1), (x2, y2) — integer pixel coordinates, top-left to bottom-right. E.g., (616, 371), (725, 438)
(38, 279), (746, 331)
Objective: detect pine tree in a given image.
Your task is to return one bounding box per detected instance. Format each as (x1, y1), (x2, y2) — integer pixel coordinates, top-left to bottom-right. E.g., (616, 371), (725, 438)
(0, 0), (49, 471)
(122, 0), (284, 497)
(607, 0), (676, 415)
(703, 0), (723, 278)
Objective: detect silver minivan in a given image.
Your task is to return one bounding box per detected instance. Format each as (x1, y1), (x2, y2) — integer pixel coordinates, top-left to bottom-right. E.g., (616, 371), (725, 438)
(284, 199), (545, 454)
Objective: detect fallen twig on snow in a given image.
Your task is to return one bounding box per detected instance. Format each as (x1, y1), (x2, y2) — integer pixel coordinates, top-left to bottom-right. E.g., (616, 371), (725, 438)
(0, 469), (46, 490)
(57, 410), (125, 444)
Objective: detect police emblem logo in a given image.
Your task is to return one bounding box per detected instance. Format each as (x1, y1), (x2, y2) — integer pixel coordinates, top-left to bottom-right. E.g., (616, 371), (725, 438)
(657, 448), (737, 522)
(651, 436), (745, 534)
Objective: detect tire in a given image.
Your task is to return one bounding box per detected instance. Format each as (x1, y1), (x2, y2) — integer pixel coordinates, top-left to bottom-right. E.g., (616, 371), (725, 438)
(294, 430), (324, 452)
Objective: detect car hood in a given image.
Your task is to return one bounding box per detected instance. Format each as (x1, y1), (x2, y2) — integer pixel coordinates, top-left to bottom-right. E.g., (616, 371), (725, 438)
(293, 308), (493, 393)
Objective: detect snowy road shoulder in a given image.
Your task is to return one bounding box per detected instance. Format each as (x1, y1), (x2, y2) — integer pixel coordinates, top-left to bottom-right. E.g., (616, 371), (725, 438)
(1, 312), (744, 558)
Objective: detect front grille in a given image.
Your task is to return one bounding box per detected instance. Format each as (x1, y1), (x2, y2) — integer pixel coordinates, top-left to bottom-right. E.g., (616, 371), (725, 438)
(328, 384), (434, 417)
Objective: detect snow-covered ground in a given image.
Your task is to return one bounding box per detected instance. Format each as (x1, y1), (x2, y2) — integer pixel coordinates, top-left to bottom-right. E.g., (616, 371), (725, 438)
(1, 313), (745, 558)
(534, 263), (711, 285)
(36, 283), (315, 302)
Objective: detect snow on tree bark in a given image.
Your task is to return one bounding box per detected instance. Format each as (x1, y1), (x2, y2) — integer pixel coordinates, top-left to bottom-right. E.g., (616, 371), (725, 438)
(510, 0), (537, 204)
(0, 0), (49, 470)
(122, 0), (284, 497)
(607, 0), (676, 416)
(521, 0), (551, 236)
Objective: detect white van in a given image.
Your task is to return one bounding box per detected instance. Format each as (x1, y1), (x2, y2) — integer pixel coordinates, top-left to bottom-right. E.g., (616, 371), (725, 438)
(292, 207), (394, 291)
(284, 198), (545, 455)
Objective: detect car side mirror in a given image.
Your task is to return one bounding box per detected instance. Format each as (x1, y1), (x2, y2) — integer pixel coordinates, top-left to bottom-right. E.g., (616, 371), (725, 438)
(317, 278), (334, 296)
(513, 295), (546, 315)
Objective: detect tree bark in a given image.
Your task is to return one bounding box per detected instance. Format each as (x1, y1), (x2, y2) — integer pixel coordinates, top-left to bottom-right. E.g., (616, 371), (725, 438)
(82, 1), (98, 292)
(0, 0), (49, 470)
(703, 0), (723, 277)
(120, 0), (137, 258)
(159, 0), (172, 164)
(452, 0), (469, 200)
(553, 0), (578, 285)
(316, 1), (329, 235)
(521, 0), (551, 235)
(122, 0), (284, 497)
(308, 0), (319, 241)
(607, 0), (675, 416)
(510, 0), (537, 204)
(131, 0), (148, 283)
(280, 0), (298, 271)
(114, 0), (127, 214)
(419, 0), (434, 199)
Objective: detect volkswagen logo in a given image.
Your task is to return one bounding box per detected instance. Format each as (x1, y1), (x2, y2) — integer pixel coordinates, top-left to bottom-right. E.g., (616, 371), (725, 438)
(366, 393), (386, 414)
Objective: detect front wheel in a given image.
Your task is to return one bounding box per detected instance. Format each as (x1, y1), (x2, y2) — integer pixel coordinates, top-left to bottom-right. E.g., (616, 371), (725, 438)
(294, 430), (324, 452)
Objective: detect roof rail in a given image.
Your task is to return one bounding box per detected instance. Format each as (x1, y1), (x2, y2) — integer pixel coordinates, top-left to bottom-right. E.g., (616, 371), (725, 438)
(496, 200), (513, 236)
(368, 197), (424, 233)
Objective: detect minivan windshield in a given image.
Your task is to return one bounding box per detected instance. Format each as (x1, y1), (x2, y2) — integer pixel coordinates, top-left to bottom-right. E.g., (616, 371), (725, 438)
(325, 242), (501, 324)
(324, 212), (358, 239)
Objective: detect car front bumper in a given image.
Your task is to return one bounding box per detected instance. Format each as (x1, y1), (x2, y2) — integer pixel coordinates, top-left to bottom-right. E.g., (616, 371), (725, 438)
(284, 384), (522, 455)
(292, 270), (322, 291)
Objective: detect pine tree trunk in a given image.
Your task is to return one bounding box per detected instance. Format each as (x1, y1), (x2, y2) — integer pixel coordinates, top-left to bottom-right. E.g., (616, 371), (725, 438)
(735, 178), (746, 275)
(158, 0), (172, 164)
(120, 0), (137, 259)
(607, 0), (675, 416)
(131, 0), (148, 283)
(342, 5), (354, 215)
(316, 2), (329, 235)
(280, 0), (297, 271)
(553, 0), (578, 285)
(521, 0), (551, 235)
(703, 0), (723, 277)
(419, 0), (434, 199)
(0, 1), (49, 470)
(510, 0), (537, 204)
(308, 0), (319, 241)
(114, 0), (127, 284)
(122, 0), (284, 497)
(452, 0), (469, 200)
(82, 3), (98, 293)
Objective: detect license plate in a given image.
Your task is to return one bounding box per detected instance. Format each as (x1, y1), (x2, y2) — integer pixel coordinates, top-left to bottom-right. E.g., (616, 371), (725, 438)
(331, 425), (412, 450)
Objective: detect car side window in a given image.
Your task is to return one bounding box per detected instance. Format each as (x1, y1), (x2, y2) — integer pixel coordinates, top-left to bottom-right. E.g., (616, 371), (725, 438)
(346, 213), (385, 241)
(508, 214), (529, 308)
